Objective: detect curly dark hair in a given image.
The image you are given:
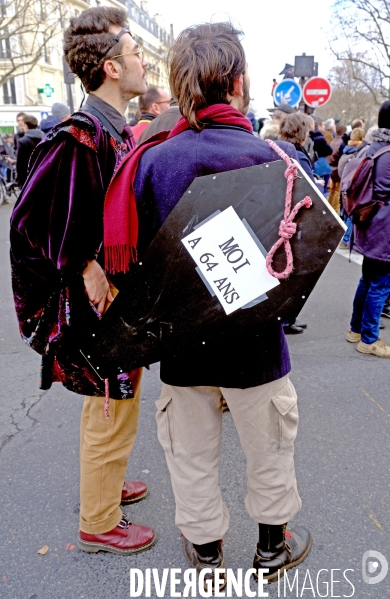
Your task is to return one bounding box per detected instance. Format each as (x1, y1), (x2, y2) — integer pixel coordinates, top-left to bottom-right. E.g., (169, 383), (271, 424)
(169, 22), (246, 130)
(64, 7), (129, 93)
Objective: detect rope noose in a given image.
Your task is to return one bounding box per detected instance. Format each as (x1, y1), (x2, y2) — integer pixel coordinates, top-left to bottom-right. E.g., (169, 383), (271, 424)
(265, 139), (312, 279)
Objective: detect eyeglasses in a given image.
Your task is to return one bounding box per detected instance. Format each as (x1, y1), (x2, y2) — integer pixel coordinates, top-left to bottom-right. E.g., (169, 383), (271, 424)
(155, 98), (172, 104)
(111, 46), (144, 62)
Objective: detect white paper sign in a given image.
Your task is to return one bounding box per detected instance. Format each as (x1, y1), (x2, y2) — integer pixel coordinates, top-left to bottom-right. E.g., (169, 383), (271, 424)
(181, 206), (279, 315)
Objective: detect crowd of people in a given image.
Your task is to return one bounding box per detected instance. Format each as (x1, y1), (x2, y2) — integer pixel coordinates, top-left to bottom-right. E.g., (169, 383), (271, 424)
(2, 90), (175, 195)
(6, 5), (390, 593)
(0, 103), (71, 195)
(237, 103), (390, 350)
(0, 131), (16, 201)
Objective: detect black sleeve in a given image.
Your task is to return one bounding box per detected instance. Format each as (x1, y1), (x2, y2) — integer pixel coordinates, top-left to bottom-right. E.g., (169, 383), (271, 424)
(16, 140), (30, 187)
(317, 136), (333, 157)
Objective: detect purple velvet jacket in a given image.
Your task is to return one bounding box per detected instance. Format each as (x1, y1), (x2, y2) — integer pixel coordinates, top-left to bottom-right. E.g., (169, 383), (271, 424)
(10, 112), (136, 399)
(134, 124), (296, 388)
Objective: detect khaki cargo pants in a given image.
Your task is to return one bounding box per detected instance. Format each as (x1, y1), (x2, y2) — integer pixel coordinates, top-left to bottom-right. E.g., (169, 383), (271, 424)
(156, 375), (302, 544)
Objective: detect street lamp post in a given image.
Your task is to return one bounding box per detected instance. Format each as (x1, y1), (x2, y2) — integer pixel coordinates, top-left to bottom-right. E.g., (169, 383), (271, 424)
(63, 57), (75, 114)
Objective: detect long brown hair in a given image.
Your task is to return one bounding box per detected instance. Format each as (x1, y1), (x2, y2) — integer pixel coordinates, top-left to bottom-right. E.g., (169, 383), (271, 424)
(169, 22), (246, 130)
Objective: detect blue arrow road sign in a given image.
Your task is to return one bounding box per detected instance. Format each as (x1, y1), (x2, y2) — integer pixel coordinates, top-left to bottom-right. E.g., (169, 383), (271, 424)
(273, 79), (302, 107)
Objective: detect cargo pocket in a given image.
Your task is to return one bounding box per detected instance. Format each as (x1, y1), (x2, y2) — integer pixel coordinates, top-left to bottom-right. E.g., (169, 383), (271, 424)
(155, 394), (174, 455)
(271, 379), (298, 455)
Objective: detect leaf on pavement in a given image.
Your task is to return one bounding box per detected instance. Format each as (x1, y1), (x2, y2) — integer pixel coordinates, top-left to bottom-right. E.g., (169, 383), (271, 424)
(37, 545), (49, 555)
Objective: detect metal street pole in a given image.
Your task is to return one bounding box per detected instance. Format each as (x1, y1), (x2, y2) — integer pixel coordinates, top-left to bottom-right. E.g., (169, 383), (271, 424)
(63, 57), (75, 114)
(66, 84), (74, 114)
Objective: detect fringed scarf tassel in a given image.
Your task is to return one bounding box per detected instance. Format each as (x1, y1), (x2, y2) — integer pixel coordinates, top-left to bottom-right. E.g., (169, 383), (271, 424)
(105, 245), (137, 274)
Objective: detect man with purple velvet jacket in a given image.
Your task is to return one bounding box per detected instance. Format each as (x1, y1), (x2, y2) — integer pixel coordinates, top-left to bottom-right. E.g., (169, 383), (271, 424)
(10, 7), (156, 555)
(106, 22), (312, 589)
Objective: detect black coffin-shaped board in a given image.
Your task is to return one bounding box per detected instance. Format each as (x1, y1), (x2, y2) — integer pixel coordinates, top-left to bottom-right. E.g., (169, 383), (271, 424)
(80, 159), (345, 378)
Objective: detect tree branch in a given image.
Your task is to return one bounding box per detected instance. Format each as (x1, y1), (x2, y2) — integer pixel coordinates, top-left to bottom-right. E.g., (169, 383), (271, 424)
(0, 0), (66, 88)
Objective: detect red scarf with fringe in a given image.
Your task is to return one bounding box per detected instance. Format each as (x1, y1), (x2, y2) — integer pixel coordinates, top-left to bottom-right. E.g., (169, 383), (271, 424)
(104, 104), (253, 274)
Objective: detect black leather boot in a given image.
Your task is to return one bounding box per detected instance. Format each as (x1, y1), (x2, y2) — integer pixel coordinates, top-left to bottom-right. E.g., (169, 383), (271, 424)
(253, 523), (312, 583)
(183, 536), (226, 591)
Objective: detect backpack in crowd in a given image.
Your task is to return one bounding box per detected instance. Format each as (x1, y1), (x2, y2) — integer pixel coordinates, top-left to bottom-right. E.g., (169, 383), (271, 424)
(337, 142), (369, 179)
(340, 145), (390, 225)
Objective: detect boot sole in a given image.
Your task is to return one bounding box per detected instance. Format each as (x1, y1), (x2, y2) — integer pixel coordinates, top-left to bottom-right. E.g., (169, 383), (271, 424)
(78, 532), (156, 555)
(121, 489), (149, 505)
(183, 541), (227, 591)
(253, 535), (313, 584)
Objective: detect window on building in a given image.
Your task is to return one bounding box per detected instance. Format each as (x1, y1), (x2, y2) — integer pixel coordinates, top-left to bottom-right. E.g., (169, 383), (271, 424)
(43, 40), (50, 64)
(3, 78), (17, 104)
(0, 0), (14, 17)
(14, 75), (24, 104)
(128, 1), (135, 18)
(38, 32), (51, 64)
(57, 5), (64, 28)
(0, 34), (11, 59)
(10, 31), (19, 57)
(35, 0), (47, 21)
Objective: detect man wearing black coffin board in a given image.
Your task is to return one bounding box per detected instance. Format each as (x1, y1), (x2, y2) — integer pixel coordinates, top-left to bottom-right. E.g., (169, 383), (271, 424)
(103, 22), (312, 591)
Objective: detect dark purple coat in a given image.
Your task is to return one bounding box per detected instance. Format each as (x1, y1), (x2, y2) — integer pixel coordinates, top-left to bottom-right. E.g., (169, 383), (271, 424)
(353, 140), (390, 262)
(134, 124), (296, 388)
(10, 113), (135, 398)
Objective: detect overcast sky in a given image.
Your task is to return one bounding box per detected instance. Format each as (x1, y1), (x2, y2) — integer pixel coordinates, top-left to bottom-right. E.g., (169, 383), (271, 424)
(148, 0), (335, 115)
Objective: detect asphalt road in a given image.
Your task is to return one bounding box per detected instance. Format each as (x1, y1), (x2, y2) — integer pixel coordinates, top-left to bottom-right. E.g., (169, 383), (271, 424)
(1, 198), (390, 599)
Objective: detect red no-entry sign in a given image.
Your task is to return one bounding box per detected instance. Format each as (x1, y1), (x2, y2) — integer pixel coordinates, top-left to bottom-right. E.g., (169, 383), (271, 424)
(303, 77), (332, 107)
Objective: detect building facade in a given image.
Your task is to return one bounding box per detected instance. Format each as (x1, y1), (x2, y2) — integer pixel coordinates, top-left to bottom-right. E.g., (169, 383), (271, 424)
(0, 0), (173, 132)
(126, 0), (174, 115)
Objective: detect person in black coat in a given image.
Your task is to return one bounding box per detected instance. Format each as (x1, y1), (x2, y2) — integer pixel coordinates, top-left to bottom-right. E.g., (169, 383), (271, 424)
(14, 112), (26, 153)
(311, 116), (333, 157)
(278, 112), (318, 334)
(310, 117), (333, 194)
(16, 115), (44, 187)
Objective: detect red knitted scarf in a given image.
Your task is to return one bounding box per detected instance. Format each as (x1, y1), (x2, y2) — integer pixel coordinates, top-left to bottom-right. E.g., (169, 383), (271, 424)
(103, 104), (253, 274)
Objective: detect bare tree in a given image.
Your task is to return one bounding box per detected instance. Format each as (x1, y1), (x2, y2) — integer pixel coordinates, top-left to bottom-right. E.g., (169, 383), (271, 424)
(0, 0), (65, 88)
(316, 58), (381, 126)
(331, 0), (390, 103)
